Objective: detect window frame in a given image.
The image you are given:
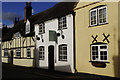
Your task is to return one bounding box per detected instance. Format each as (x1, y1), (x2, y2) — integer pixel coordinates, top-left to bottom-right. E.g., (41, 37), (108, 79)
(39, 46), (45, 60)
(98, 6), (107, 25)
(25, 22), (30, 34)
(58, 16), (67, 30)
(90, 6), (107, 27)
(58, 44), (67, 61)
(90, 8), (97, 26)
(4, 49), (8, 57)
(26, 47), (31, 58)
(16, 49), (21, 57)
(39, 23), (45, 34)
(91, 44), (108, 62)
(15, 32), (20, 38)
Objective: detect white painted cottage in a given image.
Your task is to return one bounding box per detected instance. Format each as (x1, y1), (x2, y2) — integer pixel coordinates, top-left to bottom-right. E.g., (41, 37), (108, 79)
(32, 2), (77, 73)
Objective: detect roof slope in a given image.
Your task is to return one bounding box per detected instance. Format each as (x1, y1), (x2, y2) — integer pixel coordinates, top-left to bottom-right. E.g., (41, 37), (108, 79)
(30, 2), (77, 24)
(2, 2), (77, 42)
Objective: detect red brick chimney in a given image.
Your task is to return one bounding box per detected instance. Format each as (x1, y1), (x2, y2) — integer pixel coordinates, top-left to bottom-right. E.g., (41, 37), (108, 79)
(24, 2), (32, 22)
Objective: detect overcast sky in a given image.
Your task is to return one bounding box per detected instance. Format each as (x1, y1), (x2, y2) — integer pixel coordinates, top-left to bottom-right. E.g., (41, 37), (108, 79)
(2, 2), (58, 27)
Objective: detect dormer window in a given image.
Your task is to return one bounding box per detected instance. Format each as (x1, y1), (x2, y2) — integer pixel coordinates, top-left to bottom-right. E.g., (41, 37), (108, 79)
(58, 16), (67, 30)
(39, 23), (45, 34)
(90, 6), (107, 26)
(25, 19), (30, 34)
(15, 32), (20, 38)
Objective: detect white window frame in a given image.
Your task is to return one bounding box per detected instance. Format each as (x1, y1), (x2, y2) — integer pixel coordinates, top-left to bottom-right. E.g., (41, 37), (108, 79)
(25, 22), (30, 34)
(4, 49), (8, 57)
(15, 32), (20, 38)
(58, 16), (67, 30)
(59, 44), (67, 61)
(90, 6), (107, 26)
(16, 49), (21, 57)
(27, 47), (31, 58)
(90, 9), (97, 26)
(39, 23), (45, 34)
(39, 46), (45, 60)
(98, 6), (107, 25)
(91, 44), (108, 62)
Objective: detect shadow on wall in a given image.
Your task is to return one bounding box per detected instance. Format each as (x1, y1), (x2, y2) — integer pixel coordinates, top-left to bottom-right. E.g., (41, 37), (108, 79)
(33, 48), (39, 68)
(113, 56), (119, 78)
(112, 41), (120, 78)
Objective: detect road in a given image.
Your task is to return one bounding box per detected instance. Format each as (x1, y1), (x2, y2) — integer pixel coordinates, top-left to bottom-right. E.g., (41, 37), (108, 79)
(2, 63), (54, 80)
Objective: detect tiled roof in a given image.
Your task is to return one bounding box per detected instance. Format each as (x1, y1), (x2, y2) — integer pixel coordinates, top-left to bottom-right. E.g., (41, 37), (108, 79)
(2, 2), (77, 42)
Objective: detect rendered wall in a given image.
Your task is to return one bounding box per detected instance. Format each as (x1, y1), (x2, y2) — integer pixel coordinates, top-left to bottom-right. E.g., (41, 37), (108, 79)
(75, 2), (119, 77)
(35, 14), (74, 73)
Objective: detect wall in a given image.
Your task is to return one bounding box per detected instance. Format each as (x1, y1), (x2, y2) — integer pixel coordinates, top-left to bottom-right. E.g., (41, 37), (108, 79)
(75, 1), (119, 77)
(35, 14), (74, 73)
(2, 33), (35, 67)
(118, 0), (120, 78)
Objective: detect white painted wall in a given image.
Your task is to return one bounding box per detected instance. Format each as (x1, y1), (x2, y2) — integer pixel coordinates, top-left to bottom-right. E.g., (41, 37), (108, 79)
(0, 41), (2, 80)
(35, 14), (74, 73)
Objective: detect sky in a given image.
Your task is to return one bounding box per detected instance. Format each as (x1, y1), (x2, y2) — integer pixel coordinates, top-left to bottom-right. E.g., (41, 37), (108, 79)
(2, 2), (58, 27)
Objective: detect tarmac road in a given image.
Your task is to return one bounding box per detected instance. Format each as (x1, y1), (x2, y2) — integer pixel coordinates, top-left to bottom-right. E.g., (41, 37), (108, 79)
(2, 63), (54, 80)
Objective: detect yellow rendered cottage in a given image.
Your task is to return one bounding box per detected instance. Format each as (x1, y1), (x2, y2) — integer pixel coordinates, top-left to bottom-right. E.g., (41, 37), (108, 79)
(74, 0), (120, 78)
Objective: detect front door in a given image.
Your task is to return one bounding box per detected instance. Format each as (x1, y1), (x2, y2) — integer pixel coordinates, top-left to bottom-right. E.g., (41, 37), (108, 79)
(48, 45), (54, 70)
(10, 50), (13, 64)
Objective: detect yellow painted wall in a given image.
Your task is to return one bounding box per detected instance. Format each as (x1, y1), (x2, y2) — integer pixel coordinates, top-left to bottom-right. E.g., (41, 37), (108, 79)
(13, 59), (34, 67)
(118, 1), (120, 77)
(75, 1), (119, 78)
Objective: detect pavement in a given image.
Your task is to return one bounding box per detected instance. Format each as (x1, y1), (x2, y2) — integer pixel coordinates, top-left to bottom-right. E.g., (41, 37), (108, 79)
(1, 63), (119, 80)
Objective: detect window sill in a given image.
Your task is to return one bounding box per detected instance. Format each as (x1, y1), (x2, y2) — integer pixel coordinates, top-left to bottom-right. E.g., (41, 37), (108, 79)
(25, 32), (30, 34)
(38, 33), (45, 35)
(39, 59), (44, 60)
(89, 23), (108, 28)
(59, 60), (67, 62)
(89, 61), (110, 63)
(58, 28), (67, 30)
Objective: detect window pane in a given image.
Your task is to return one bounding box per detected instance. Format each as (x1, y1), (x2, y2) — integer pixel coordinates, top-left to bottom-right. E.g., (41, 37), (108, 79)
(58, 16), (67, 29)
(98, 7), (107, 24)
(90, 10), (97, 26)
(100, 46), (107, 49)
(59, 44), (67, 61)
(39, 23), (45, 34)
(39, 46), (45, 60)
(49, 31), (56, 41)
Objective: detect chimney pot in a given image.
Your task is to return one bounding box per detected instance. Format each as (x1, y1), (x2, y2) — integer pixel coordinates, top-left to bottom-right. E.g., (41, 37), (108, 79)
(18, 18), (19, 21)
(15, 17), (16, 21)
(28, 2), (31, 6)
(26, 2), (28, 6)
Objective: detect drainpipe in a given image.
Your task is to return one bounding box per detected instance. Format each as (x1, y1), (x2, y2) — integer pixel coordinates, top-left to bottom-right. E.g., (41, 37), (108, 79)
(72, 12), (78, 73)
